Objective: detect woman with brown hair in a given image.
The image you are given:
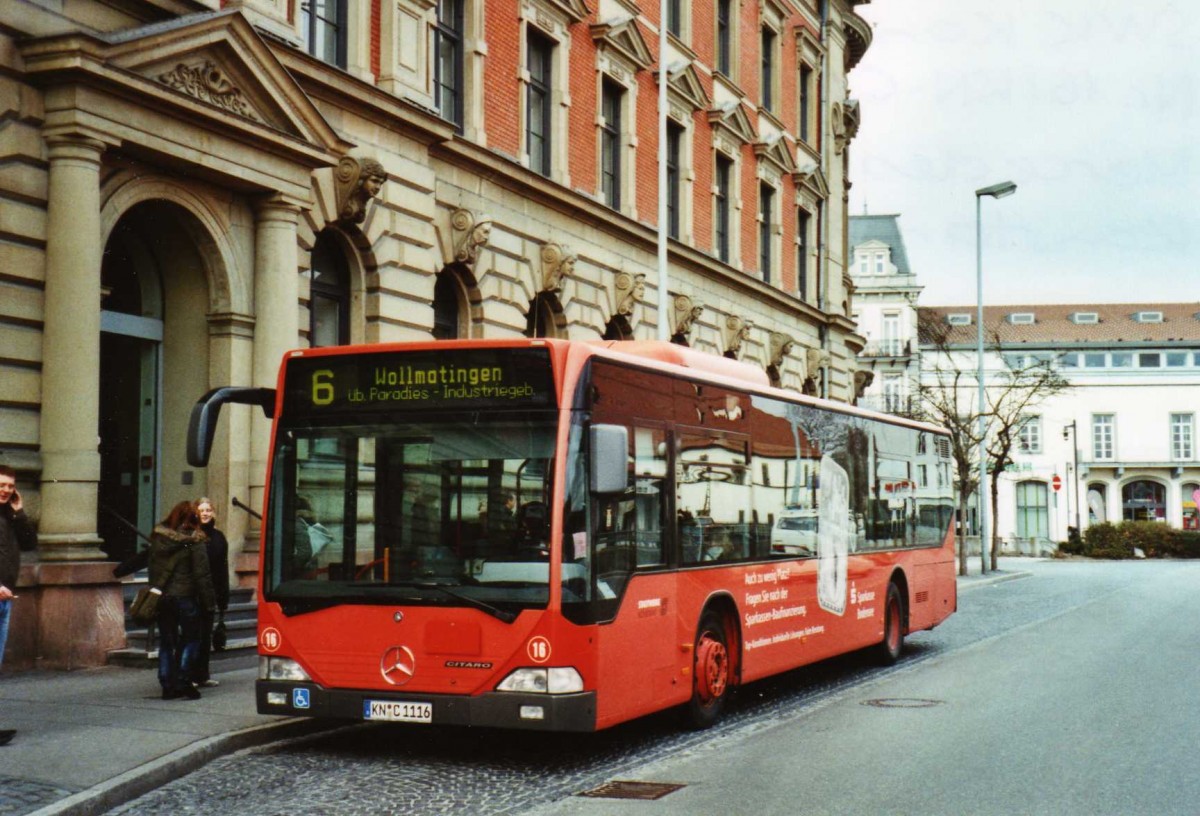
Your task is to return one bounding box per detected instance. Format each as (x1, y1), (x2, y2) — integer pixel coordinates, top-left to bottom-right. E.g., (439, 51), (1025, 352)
(149, 500), (216, 700)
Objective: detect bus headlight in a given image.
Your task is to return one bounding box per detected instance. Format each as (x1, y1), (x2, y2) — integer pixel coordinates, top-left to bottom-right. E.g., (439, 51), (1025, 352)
(496, 667), (584, 694)
(258, 656), (313, 682)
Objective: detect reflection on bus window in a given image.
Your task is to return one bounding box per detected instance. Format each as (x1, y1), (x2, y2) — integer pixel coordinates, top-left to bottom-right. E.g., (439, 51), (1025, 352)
(267, 415), (559, 613)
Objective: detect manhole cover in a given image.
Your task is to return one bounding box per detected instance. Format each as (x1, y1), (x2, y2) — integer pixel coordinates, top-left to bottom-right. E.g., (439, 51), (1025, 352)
(863, 698), (944, 708)
(577, 780), (686, 800)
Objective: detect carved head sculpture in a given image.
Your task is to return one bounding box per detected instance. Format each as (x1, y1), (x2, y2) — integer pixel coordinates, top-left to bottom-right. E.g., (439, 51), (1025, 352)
(615, 272), (645, 316)
(540, 243), (575, 293)
(336, 156), (387, 224)
(724, 316), (754, 357)
(673, 295), (703, 338)
(769, 332), (794, 368)
(451, 209), (493, 268)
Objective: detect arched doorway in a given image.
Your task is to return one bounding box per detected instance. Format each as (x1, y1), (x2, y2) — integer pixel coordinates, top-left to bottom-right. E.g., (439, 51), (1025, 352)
(1121, 480), (1165, 522)
(433, 267), (472, 340)
(1086, 482), (1107, 524)
(309, 230), (351, 347)
(603, 314), (632, 340)
(1183, 482), (1199, 530)
(98, 202), (213, 561)
(525, 292), (565, 338)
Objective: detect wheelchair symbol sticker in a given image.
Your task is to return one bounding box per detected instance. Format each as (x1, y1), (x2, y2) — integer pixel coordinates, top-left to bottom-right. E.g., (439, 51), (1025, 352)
(292, 688), (311, 709)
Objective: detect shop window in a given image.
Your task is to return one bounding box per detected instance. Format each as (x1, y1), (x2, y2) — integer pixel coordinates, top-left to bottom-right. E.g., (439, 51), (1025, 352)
(1183, 482), (1199, 530)
(1122, 480), (1165, 522)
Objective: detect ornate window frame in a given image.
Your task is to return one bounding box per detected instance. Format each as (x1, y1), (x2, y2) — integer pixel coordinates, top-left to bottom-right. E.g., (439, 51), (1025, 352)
(520, 0), (577, 184)
(795, 26), (823, 152)
(592, 15), (650, 218)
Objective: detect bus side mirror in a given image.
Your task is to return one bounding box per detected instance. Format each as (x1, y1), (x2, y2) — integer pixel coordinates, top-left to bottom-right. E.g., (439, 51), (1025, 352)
(589, 424), (628, 495)
(187, 387), (276, 467)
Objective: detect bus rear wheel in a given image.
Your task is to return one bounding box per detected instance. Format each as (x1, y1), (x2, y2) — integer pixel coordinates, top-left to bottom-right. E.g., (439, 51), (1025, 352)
(685, 611), (732, 729)
(876, 582), (905, 666)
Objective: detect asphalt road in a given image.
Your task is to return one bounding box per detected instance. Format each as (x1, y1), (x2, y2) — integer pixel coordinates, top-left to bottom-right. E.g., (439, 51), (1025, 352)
(108, 559), (1200, 816)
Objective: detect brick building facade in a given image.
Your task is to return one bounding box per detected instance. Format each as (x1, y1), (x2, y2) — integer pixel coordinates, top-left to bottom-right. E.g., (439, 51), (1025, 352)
(0, 0), (873, 669)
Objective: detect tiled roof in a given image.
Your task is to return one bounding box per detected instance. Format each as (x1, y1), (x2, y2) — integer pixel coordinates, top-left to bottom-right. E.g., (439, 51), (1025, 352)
(849, 214), (912, 276)
(919, 303), (1200, 346)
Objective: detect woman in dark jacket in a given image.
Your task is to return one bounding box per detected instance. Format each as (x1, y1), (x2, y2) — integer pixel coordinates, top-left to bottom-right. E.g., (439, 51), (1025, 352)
(193, 497), (230, 687)
(149, 501), (216, 700)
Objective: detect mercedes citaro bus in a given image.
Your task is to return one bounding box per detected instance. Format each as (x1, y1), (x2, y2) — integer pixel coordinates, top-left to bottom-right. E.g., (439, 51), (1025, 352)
(187, 339), (956, 731)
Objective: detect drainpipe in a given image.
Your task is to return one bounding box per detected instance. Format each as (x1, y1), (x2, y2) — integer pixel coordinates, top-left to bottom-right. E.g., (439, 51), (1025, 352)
(818, 0), (830, 398)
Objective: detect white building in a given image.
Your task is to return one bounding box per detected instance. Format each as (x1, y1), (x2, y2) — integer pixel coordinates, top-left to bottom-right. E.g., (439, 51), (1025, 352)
(848, 215), (922, 416)
(919, 303), (1200, 552)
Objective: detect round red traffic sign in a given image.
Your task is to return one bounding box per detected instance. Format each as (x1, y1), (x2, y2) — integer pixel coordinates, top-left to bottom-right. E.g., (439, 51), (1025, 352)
(1052, 475), (1063, 492)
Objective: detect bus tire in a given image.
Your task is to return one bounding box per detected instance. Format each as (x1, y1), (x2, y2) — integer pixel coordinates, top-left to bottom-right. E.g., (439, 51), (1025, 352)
(876, 582), (905, 666)
(685, 610), (732, 730)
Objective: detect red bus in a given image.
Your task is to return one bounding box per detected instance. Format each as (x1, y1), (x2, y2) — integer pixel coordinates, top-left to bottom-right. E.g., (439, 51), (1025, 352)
(187, 339), (956, 731)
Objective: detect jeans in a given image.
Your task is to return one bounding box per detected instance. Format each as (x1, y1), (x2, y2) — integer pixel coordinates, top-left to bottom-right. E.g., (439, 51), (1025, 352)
(0, 599), (10, 670)
(157, 596), (202, 691)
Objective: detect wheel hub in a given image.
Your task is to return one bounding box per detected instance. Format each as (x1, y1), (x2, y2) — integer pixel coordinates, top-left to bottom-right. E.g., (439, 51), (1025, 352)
(696, 634), (728, 704)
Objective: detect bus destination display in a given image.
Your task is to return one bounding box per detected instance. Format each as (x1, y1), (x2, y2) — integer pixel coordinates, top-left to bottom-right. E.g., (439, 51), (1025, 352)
(284, 348), (555, 415)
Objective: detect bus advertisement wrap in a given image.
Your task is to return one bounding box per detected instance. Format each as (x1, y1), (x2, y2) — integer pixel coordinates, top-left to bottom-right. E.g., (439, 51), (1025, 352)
(817, 454), (850, 616)
(282, 347), (555, 416)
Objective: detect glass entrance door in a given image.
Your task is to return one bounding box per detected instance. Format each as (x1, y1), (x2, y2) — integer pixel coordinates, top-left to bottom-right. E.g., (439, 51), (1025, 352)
(98, 315), (161, 562)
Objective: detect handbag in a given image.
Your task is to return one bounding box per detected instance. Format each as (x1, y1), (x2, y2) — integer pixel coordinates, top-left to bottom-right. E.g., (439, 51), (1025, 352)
(212, 610), (228, 651)
(128, 544), (188, 625)
(129, 586), (164, 625)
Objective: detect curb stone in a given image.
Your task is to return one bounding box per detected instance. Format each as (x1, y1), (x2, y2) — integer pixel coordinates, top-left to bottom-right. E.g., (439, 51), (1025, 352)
(29, 718), (339, 816)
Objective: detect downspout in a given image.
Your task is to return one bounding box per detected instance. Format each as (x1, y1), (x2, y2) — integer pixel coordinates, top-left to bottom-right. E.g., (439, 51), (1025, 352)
(818, 0), (830, 398)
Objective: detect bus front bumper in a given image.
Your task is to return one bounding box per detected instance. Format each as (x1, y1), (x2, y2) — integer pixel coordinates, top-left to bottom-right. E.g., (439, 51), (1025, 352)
(257, 680), (597, 732)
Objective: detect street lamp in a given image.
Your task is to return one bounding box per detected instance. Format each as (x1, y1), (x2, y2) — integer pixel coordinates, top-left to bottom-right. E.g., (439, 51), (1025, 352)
(1063, 421), (1081, 534)
(975, 181), (1017, 573)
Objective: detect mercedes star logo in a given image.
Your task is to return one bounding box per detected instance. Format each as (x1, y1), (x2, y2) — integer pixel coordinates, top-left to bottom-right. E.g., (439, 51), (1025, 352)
(380, 645), (416, 686)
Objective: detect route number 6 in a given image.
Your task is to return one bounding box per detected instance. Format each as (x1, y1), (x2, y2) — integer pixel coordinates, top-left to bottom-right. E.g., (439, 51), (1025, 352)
(312, 370), (335, 406)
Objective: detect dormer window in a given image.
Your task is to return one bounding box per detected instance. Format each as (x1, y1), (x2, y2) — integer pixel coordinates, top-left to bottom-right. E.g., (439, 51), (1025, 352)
(1070, 312), (1099, 324)
(1134, 311), (1164, 323)
(947, 314), (972, 326)
(1007, 312), (1035, 325)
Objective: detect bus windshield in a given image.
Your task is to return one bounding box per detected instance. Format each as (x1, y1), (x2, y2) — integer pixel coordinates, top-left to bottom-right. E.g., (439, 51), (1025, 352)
(264, 413), (558, 616)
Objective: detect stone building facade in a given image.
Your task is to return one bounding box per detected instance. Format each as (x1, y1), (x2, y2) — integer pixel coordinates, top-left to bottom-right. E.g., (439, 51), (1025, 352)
(848, 214), (921, 416)
(0, 0), (872, 669)
(920, 303), (1200, 552)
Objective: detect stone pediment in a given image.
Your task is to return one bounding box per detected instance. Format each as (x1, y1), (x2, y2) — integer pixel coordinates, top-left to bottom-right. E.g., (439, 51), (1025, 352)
(109, 13), (339, 146)
(668, 62), (711, 112)
(707, 101), (757, 145)
(23, 11), (342, 153)
(541, 0), (592, 24)
(591, 17), (654, 71)
(794, 164), (829, 199)
(754, 135), (796, 177)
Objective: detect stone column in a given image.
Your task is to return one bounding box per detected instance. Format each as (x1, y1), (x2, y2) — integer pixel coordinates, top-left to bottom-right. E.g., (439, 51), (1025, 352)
(242, 195), (302, 576)
(34, 132), (125, 668)
(39, 134), (107, 561)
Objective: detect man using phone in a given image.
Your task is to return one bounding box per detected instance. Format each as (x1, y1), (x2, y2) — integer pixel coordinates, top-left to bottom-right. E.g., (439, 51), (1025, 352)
(0, 464), (38, 746)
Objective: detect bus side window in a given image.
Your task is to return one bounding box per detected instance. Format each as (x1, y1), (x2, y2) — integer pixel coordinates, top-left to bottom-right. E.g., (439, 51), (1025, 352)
(678, 430), (750, 565)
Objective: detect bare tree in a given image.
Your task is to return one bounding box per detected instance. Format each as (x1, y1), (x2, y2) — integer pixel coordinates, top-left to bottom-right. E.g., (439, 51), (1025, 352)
(915, 313), (982, 576)
(981, 354), (1070, 570)
(916, 313), (1070, 574)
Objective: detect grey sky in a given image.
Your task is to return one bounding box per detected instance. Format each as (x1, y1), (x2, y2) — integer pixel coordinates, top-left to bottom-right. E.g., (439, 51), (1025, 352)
(847, 0), (1200, 307)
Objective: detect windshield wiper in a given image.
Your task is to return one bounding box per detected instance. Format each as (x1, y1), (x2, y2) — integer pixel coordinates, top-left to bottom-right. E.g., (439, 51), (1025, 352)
(414, 581), (518, 623)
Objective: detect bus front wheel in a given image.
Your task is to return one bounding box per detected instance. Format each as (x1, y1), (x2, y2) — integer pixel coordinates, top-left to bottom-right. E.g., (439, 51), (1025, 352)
(876, 582), (905, 665)
(686, 610), (732, 729)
